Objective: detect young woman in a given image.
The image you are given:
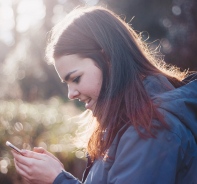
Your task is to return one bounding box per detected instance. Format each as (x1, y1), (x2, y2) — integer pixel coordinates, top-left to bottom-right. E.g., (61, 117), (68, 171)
(12, 6), (197, 184)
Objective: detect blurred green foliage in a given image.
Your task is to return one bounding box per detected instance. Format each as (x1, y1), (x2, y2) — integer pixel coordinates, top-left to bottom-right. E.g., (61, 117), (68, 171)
(0, 97), (86, 183)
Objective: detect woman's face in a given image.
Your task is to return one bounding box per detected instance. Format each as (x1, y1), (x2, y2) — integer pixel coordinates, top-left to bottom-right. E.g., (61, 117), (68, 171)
(54, 54), (103, 111)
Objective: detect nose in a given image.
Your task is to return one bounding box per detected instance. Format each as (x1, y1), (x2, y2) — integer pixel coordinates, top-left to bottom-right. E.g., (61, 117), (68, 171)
(68, 86), (80, 100)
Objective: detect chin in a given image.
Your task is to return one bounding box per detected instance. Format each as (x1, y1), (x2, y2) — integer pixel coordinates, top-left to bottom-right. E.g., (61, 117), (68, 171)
(92, 111), (97, 117)
(90, 107), (97, 116)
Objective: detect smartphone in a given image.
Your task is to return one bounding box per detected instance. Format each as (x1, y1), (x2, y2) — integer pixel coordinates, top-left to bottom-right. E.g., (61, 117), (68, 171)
(6, 141), (24, 155)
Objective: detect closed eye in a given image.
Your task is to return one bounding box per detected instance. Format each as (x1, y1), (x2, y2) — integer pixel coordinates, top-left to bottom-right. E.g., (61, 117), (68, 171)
(73, 76), (81, 83)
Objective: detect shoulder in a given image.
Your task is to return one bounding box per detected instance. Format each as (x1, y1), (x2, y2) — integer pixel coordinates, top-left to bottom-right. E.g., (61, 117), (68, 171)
(113, 113), (196, 167)
(152, 80), (197, 142)
(143, 74), (175, 97)
(117, 123), (181, 151)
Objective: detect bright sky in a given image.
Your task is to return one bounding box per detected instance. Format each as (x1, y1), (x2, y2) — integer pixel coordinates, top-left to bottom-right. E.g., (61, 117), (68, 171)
(0, 0), (45, 45)
(0, 0), (100, 46)
(83, 0), (99, 6)
(16, 0), (45, 32)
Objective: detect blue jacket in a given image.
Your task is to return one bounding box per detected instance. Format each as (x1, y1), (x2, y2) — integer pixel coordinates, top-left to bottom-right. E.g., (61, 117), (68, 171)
(53, 75), (197, 184)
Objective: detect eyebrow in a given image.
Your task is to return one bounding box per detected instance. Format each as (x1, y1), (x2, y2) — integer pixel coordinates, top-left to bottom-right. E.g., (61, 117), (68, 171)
(62, 70), (77, 82)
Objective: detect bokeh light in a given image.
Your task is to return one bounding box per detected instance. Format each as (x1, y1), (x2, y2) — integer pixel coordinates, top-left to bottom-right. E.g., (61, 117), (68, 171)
(16, 0), (45, 32)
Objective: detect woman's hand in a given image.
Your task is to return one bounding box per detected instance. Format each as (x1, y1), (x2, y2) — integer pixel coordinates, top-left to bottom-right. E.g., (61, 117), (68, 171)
(12, 148), (64, 184)
(33, 147), (64, 168)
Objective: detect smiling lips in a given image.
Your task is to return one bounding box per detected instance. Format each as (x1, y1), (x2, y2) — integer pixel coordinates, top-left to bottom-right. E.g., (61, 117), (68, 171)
(79, 98), (92, 109)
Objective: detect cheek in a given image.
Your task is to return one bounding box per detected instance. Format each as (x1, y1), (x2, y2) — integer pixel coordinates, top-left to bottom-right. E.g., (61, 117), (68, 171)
(83, 69), (102, 97)
(84, 80), (102, 98)
(86, 83), (100, 97)
(93, 78), (102, 97)
(97, 79), (102, 91)
(97, 73), (103, 91)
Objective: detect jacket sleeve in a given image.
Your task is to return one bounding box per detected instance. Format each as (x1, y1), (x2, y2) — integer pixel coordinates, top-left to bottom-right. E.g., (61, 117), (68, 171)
(107, 122), (182, 184)
(53, 170), (82, 184)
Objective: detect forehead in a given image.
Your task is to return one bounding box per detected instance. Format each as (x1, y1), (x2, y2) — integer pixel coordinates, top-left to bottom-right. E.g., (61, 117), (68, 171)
(54, 54), (99, 80)
(54, 55), (81, 80)
(55, 54), (82, 69)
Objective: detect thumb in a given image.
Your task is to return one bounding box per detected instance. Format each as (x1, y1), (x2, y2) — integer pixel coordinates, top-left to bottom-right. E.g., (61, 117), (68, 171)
(33, 147), (64, 168)
(33, 147), (45, 154)
(33, 147), (60, 162)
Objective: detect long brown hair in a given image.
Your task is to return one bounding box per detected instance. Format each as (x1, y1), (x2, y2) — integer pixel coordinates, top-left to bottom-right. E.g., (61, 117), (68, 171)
(46, 7), (186, 161)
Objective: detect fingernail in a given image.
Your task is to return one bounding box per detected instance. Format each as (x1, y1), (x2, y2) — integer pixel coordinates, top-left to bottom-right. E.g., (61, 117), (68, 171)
(21, 149), (27, 154)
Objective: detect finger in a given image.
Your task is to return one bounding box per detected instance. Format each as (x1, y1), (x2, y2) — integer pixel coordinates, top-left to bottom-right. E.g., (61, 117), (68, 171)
(13, 158), (20, 174)
(23, 178), (31, 184)
(14, 158), (29, 173)
(11, 150), (25, 160)
(14, 148), (64, 169)
(14, 157), (43, 183)
(33, 148), (64, 168)
(14, 158), (30, 180)
(33, 147), (55, 158)
(12, 150), (39, 168)
(20, 149), (44, 160)
(33, 147), (61, 162)
(33, 147), (45, 153)
(22, 177), (31, 184)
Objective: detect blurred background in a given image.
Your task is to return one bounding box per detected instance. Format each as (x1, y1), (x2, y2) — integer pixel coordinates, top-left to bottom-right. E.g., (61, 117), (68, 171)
(0, 0), (196, 183)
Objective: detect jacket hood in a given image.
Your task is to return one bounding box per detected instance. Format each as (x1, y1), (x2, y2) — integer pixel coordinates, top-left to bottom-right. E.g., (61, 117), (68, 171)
(143, 75), (197, 141)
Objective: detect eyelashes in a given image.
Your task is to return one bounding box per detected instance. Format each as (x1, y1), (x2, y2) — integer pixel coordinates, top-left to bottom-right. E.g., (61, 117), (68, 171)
(73, 76), (81, 83)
